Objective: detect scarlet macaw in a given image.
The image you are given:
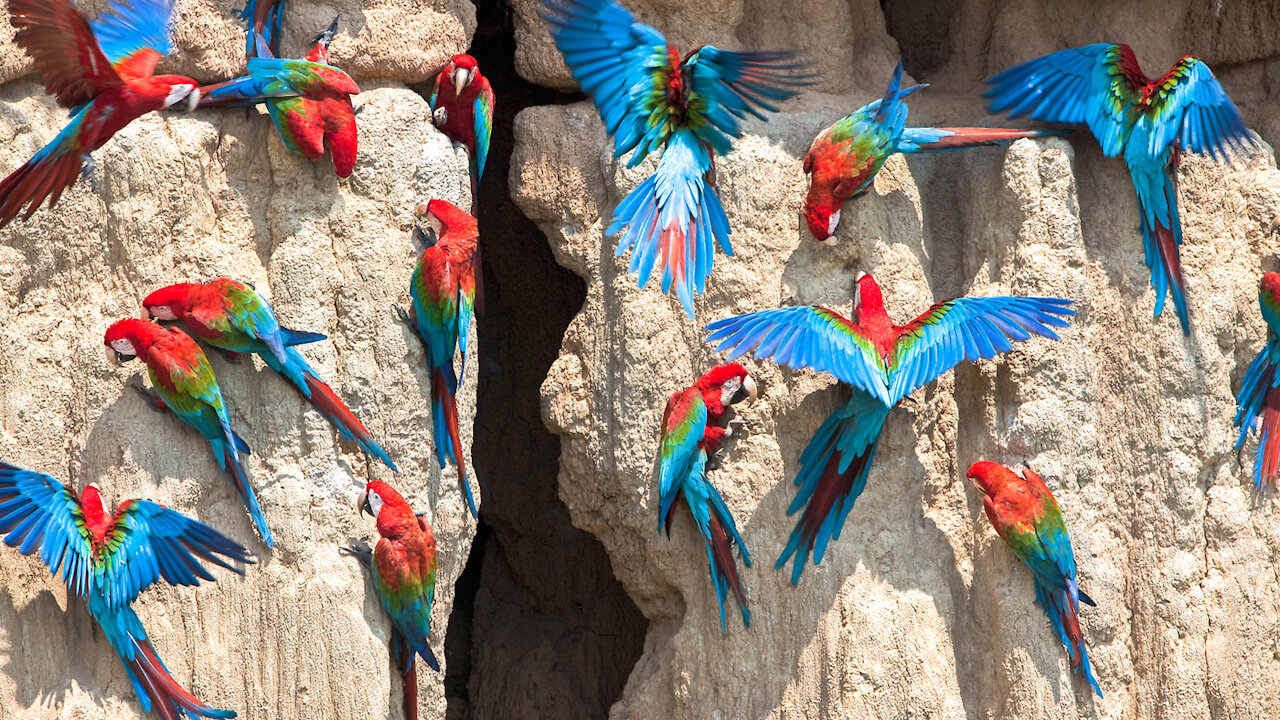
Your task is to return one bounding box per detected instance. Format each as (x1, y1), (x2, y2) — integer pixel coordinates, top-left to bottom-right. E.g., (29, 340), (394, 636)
(429, 54), (494, 213)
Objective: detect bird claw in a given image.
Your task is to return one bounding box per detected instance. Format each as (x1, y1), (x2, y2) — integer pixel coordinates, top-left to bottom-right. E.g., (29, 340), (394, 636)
(393, 304), (414, 326)
(728, 418), (749, 436)
(79, 154), (97, 193)
(706, 447), (727, 472)
(339, 541), (372, 569)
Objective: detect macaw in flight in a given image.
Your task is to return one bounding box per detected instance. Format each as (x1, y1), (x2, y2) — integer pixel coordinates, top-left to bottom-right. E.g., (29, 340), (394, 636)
(985, 43), (1254, 335)
(1234, 272), (1280, 487)
(429, 54), (494, 214)
(0, 0), (201, 228)
(0, 462), (252, 719)
(706, 272), (1074, 583)
(803, 62), (1066, 244)
(541, 0), (810, 317)
(658, 363), (758, 630)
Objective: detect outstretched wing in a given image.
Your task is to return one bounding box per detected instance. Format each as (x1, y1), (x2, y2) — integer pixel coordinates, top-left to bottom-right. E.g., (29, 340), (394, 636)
(8, 0), (122, 107)
(658, 388), (706, 532)
(705, 306), (891, 405)
(682, 45), (810, 156)
(886, 296), (1075, 406)
(0, 463), (93, 596)
(90, 0), (178, 80)
(1144, 57), (1253, 160)
(985, 43), (1142, 157)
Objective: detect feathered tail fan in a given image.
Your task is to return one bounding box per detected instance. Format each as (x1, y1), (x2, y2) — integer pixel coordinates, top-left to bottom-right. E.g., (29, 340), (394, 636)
(210, 433), (273, 548)
(430, 364), (477, 518)
(692, 452), (752, 630)
(123, 634), (237, 720)
(1033, 577), (1103, 697)
(1234, 337), (1280, 486)
(298, 363), (397, 471)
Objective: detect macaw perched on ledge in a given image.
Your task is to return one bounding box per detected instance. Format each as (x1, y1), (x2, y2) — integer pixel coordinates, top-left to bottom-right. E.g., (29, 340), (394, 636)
(0, 462), (252, 719)
(1234, 273), (1280, 488)
(541, 0), (811, 318)
(803, 62), (1067, 244)
(985, 43), (1254, 335)
(968, 460), (1102, 698)
(706, 272), (1074, 583)
(658, 363), (758, 630)
(0, 0), (200, 228)
(429, 54), (494, 214)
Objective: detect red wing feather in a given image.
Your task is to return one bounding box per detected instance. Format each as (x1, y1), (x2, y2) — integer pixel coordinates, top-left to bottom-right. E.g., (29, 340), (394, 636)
(9, 0), (121, 107)
(0, 150), (85, 229)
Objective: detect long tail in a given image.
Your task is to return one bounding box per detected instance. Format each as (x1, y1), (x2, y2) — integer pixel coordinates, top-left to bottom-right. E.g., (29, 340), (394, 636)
(897, 126), (1070, 153)
(775, 402), (887, 585)
(1034, 577), (1102, 698)
(209, 434), (273, 548)
(1130, 161), (1191, 334)
(430, 364), (477, 518)
(609, 130), (731, 318)
(1234, 337), (1280, 487)
(0, 106), (90, 229)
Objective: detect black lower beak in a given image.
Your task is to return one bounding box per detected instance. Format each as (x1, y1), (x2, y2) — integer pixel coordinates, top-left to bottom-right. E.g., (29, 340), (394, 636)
(413, 226), (438, 249)
(115, 351), (135, 364)
(314, 15), (340, 47)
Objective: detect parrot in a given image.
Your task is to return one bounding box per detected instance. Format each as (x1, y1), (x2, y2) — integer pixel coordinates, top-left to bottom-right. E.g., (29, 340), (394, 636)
(428, 54), (494, 214)
(705, 272), (1075, 583)
(104, 317), (272, 547)
(967, 460), (1102, 697)
(142, 278), (397, 471)
(400, 199), (480, 519)
(197, 18), (359, 178)
(984, 43), (1254, 335)
(1233, 272), (1280, 487)
(803, 62), (1068, 244)
(0, 0), (201, 228)
(0, 462), (253, 719)
(237, 0), (285, 59)
(541, 0), (810, 318)
(350, 481), (440, 720)
(658, 363), (759, 630)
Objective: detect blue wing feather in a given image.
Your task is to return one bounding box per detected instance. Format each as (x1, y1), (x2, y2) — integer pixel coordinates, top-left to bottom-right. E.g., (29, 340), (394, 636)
(91, 0), (176, 66)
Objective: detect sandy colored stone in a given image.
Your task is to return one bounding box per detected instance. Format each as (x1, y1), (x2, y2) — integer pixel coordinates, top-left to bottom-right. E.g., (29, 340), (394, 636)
(0, 82), (477, 720)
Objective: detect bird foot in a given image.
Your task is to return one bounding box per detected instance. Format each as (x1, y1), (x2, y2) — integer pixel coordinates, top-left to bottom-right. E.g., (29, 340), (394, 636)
(79, 154), (97, 193)
(706, 447), (727, 472)
(728, 418), (749, 436)
(393, 304), (415, 327)
(339, 541), (372, 569)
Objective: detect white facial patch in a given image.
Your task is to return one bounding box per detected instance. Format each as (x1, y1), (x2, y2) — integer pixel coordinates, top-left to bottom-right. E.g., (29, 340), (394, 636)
(366, 489), (385, 517)
(148, 305), (176, 320)
(427, 215), (444, 237)
(720, 377), (742, 407)
(110, 338), (137, 356)
(163, 84), (195, 108)
(827, 210), (841, 237)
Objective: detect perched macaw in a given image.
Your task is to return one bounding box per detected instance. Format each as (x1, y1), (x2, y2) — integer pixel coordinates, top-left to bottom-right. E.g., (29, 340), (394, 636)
(352, 481), (440, 720)
(659, 363), (758, 630)
(967, 461), (1102, 697)
(985, 43), (1254, 335)
(541, 0), (809, 317)
(142, 278), (397, 471)
(104, 318), (272, 547)
(0, 0), (201, 228)
(706, 272), (1074, 583)
(401, 199), (480, 518)
(429, 54), (494, 213)
(1233, 273), (1280, 487)
(197, 19), (359, 177)
(803, 63), (1067, 244)
(0, 462), (252, 719)
(238, 0), (285, 58)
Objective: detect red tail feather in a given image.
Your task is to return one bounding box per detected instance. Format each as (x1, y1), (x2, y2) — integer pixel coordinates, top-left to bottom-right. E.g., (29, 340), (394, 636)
(919, 127), (1059, 150)
(798, 448), (872, 552)
(1153, 225), (1187, 298)
(1056, 599), (1086, 671)
(707, 513), (747, 609)
(1261, 384), (1280, 485)
(432, 368), (467, 482)
(399, 644), (418, 720)
(126, 636), (225, 720)
(0, 151), (83, 228)
(303, 373), (375, 444)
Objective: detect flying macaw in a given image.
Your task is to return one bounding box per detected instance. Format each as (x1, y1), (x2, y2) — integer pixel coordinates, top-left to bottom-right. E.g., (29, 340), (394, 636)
(351, 481), (440, 720)
(400, 199), (480, 518)
(429, 54), (494, 214)
(197, 18), (359, 177)
(967, 460), (1102, 697)
(985, 43), (1254, 335)
(238, 0), (285, 58)
(541, 0), (810, 318)
(0, 0), (201, 228)
(0, 462), (252, 719)
(658, 363), (758, 630)
(706, 272), (1075, 583)
(803, 63), (1067, 244)
(104, 318), (272, 547)
(142, 278), (397, 471)
(1233, 273), (1280, 487)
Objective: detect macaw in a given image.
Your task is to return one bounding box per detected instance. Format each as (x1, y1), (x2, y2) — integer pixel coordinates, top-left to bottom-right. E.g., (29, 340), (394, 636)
(0, 462), (252, 719)
(658, 363), (758, 630)
(401, 199), (480, 518)
(1233, 273), (1280, 487)
(541, 0), (809, 318)
(429, 54), (494, 214)
(142, 278), (397, 471)
(237, 0), (285, 58)
(0, 0), (201, 228)
(705, 272), (1075, 583)
(352, 481), (440, 720)
(104, 318), (272, 547)
(985, 43), (1254, 335)
(967, 460), (1102, 697)
(803, 63), (1067, 244)
(197, 19), (359, 177)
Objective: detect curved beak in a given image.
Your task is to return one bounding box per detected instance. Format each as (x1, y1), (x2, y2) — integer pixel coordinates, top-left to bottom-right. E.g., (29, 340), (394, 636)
(452, 67), (470, 96)
(315, 16), (340, 47)
(742, 375), (758, 403)
(357, 490), (371, 518)
(186, 89), (200, 113)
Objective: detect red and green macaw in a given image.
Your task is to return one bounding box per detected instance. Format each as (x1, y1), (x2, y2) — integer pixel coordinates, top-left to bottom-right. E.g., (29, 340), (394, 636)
(706, 272), (1074, 583)
(237, 0), (285, 58)
(967, 460), (1102, 697)
(985, 43), (1254, 335)
(541, 0), (809, 317)
(403, 199), (480, 518)
(659, 363), (758, 630)
(142, 278), (397, 471)
(1234, 273), (1280, 487)
(0, 0), (200, 228)
(198, 18), (359, 178)
(104, 318), (272, 547)
(804, 63), (1066, 244)
(429, 54), (494, 214)
(354, 481), (439, 720)
(0, 462), (252, 719)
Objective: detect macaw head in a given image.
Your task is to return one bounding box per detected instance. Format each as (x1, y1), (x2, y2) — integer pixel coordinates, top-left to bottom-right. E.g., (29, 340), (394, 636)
(802, 199), (840, 246)
(152, 76), (201, 113)
(417, 198), (477, 241)
(357, 480), (415, 537)
(103, 317), (163, 365)
(966, 460), (1017, 498)
(696, 363), (758, 411)
(851, 272), (886, 324)
(141, 283), (199, 322)
(447, 54), (480, 96)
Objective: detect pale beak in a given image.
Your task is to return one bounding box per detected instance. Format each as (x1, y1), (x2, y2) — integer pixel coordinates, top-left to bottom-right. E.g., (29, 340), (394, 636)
(453, 68), (470, 96)
(186, 89), (200, 113)
(855, 271), (866, 282)
(415, 202), (430, 217)
(357, 490), (371, 518)
(105, 346), (117, 366)
(742, 375), (758, 403)
(140, 305), (151, 319)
